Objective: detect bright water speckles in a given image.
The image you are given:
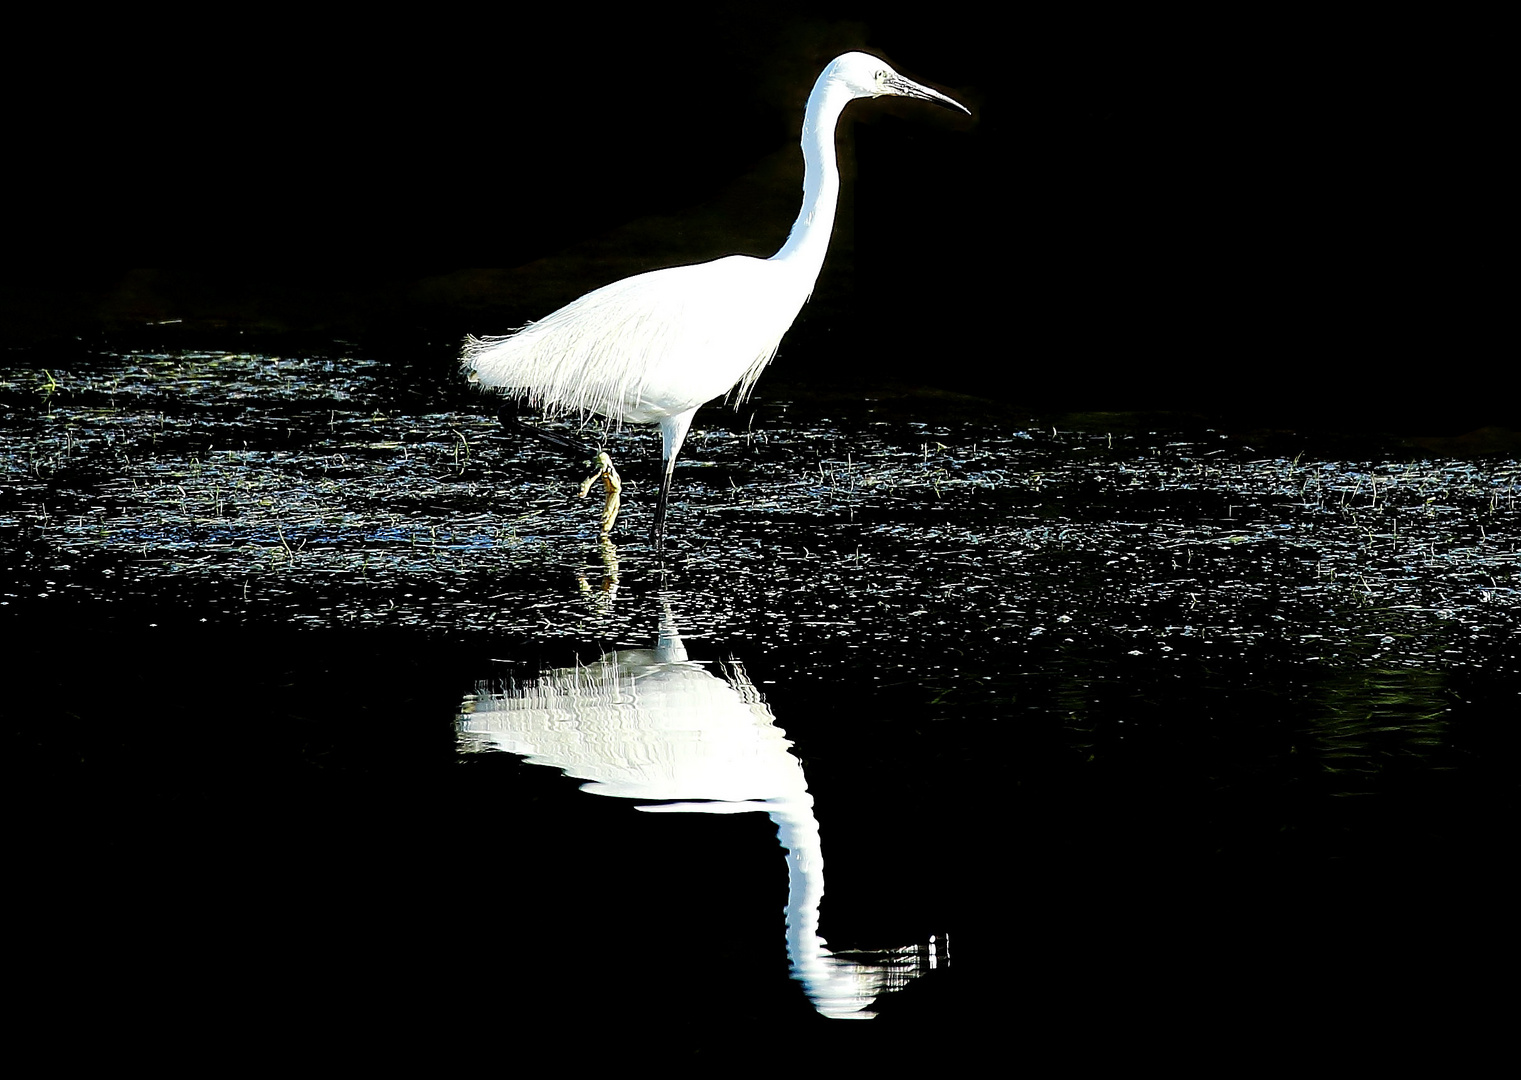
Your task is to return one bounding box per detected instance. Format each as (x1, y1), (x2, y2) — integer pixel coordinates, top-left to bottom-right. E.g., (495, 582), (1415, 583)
(3, 350), (1518, 678)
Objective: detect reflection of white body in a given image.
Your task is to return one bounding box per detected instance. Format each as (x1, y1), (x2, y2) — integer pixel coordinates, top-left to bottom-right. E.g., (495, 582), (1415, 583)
(461, 53), (969, 545)
(460, 644), (802, 804)
(458, 621), (938, 1018)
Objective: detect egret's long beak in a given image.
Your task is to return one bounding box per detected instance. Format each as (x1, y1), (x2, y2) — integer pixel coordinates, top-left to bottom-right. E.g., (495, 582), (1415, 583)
(885, 72), (971, 115)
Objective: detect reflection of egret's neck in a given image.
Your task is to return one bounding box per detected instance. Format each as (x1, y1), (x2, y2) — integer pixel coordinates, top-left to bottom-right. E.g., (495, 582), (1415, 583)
(771, 801), (875, 1020)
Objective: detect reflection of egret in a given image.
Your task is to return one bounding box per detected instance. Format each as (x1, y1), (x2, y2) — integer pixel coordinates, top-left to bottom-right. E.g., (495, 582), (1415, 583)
(462, 53), (969, 547)
(457, 610), (942, 1018)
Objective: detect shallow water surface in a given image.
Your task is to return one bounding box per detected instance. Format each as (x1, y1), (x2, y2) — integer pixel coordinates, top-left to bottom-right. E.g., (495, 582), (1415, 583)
(5, 347), (1516, 1039)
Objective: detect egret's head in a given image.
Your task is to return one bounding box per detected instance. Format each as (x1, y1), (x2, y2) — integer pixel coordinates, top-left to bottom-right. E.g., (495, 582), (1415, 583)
(826, 52), (970, 115)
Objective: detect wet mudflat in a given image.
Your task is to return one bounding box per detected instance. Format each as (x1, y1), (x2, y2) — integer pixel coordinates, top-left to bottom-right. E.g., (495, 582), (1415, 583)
(5, 346), (1516, 1049)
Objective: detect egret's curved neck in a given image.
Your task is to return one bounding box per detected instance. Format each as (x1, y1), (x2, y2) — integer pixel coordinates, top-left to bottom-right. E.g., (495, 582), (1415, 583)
(771, 75), (852, 284)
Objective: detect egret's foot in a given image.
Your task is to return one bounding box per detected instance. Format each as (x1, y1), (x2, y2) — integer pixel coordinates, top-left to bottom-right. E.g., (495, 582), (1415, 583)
(578, 451), (622, 535)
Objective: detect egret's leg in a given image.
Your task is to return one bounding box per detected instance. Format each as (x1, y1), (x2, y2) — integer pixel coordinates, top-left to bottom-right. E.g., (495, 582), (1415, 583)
(497, 404), (601, 459)
(653, 411), (696, 551)
(652, 461), (675, 550)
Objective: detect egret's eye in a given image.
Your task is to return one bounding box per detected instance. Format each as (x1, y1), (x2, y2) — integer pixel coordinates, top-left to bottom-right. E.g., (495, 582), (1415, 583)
(875, 70), (888, 87)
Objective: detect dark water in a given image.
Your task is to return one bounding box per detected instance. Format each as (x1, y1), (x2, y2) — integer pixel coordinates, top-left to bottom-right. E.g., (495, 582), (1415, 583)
(5, 347), (1516, 1052)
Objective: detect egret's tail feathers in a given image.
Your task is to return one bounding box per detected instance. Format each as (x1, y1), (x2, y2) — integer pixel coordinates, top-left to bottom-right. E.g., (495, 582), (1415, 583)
(461, 328), (554, 410)
(462, 317), (649, 423)
(460, 293), (697, 424)
(461, 330), (526, 381)
(461, 333), (495, 385)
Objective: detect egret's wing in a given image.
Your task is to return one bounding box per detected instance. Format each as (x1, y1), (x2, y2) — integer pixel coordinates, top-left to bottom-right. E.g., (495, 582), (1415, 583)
(462, 256), (805, 425)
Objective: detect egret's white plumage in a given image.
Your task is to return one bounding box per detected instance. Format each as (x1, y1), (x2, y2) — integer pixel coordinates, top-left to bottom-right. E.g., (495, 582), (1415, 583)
(463, 52), (968, 546)
(466, 255), (798, 426)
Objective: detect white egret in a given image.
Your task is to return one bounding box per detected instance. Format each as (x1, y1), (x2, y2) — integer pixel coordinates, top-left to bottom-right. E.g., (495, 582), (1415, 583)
(462, 52), (969, 548)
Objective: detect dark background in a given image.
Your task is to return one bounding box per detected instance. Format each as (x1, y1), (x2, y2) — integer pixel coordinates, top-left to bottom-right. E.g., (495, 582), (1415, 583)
(3, 8), (1509, 1057)
(5, 7), (1503, 430)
